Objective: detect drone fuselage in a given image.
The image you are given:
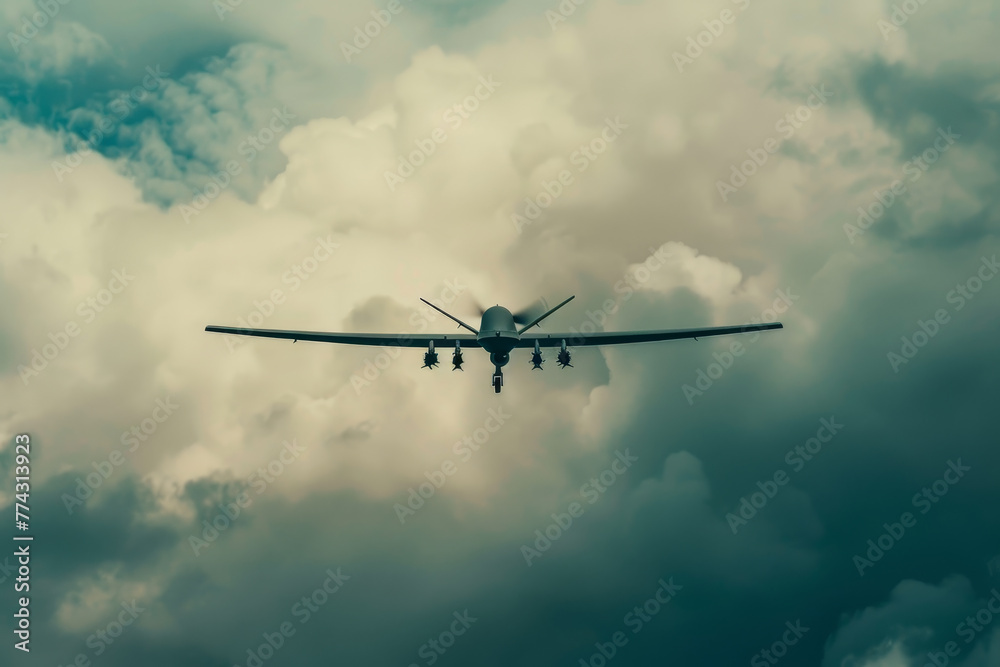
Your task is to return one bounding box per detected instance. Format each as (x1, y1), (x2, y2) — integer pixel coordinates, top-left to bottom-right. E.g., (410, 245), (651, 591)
(476, 306), (519, 363)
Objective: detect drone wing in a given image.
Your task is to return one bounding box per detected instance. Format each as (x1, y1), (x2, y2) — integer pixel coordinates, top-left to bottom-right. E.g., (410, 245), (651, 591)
(516, 322), (782, 347)
(205, 326), (478, 348)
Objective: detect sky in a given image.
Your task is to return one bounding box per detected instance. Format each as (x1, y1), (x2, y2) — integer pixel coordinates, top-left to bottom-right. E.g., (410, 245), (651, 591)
(1, 0), (999, 665)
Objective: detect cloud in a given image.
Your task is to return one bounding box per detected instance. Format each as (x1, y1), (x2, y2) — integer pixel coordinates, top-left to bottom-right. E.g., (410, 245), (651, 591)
(2, 0), (999, 664)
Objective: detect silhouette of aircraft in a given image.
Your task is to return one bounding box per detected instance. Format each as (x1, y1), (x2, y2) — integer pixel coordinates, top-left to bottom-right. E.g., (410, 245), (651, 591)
(206, 296), (782, 393)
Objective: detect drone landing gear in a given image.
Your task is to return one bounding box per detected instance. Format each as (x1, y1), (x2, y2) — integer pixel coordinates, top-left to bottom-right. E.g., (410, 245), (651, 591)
(492, 369), (503, 394)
